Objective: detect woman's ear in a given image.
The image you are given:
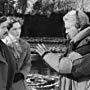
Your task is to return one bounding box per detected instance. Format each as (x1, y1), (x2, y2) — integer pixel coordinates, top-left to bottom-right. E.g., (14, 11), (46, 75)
(75, 22), (80, 29)
(75, 11), (81, 29)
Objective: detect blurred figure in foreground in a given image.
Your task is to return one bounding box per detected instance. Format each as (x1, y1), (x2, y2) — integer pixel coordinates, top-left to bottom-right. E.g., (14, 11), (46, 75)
(36, 10), (90, 90)
(2, 17), (31, 90)
(0, 16), (16, 90)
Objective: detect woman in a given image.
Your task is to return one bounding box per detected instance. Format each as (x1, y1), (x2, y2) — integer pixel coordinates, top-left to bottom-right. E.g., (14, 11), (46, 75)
(36, 10), (90, 90)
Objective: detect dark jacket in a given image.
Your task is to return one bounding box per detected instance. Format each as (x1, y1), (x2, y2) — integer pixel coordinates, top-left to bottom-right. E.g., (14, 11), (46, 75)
(68, 36), (90, 81)
(0, 40), (16, 90)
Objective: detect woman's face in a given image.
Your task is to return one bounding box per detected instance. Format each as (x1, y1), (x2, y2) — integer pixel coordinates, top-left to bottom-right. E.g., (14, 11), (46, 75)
(9, 22), (21, 40)
(64, 18), (79, 40)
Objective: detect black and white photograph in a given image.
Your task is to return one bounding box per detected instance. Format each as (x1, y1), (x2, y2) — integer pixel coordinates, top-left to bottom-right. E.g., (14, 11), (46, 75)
(0, 0), (90, 90)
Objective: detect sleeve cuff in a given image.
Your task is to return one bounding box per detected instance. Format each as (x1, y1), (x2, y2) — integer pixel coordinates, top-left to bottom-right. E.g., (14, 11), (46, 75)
(42, 51), (51, 58)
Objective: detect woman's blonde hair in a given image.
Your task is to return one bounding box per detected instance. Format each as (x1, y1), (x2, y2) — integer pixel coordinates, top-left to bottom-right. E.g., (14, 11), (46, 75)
(63, 10), (90, 29)
(76, 10), (90, 29)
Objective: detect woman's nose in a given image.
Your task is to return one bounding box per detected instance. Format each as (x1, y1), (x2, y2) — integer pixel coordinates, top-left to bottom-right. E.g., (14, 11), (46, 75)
(65, 29), (69, 33)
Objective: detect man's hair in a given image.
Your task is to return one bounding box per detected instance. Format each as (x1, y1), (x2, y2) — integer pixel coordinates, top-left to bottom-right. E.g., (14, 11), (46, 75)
(7, 21), (18, 30)
(7, 17), (23, 30)
(0, 16), (7, 24)
(7, 19), (21, 30)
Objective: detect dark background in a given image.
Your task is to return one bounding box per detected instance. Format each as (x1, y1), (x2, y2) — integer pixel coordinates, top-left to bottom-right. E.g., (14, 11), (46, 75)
(21, 13), (65, 37)
(21, 12), (90, 38)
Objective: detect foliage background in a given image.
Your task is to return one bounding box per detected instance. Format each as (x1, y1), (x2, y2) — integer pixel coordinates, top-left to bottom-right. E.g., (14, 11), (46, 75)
(0, 0), (90, 17)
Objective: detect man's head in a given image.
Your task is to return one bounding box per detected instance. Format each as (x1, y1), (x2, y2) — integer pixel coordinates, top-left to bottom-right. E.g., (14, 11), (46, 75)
(0, 16), (10, 39)
(63, 10), (90, 40)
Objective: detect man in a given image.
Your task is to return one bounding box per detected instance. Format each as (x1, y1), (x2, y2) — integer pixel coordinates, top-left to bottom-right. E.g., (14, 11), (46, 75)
(36, 10), (90, 90)
(0, 16), (16, 90)
(2, 17), (31, 90)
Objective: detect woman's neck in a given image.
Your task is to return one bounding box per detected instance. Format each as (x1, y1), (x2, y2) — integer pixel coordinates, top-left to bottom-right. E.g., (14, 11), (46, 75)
(8, 33), (18, 43)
